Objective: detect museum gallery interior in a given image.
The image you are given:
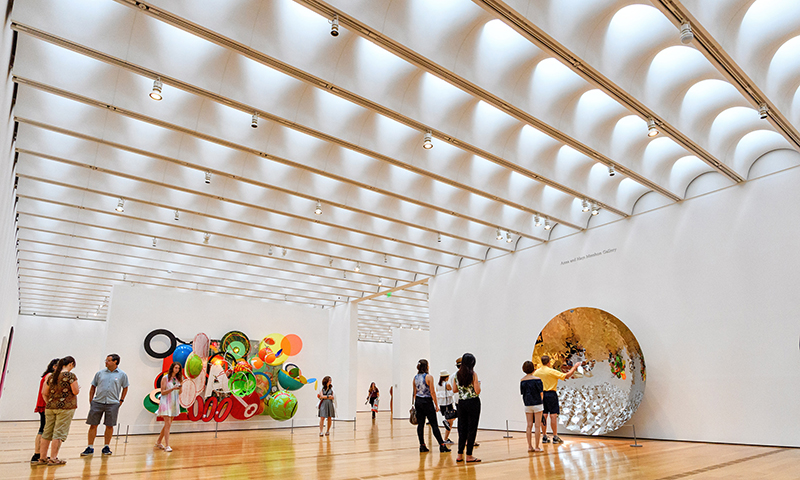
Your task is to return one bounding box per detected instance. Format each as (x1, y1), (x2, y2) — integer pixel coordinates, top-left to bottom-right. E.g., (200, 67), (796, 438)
(0, 0), (798, 478)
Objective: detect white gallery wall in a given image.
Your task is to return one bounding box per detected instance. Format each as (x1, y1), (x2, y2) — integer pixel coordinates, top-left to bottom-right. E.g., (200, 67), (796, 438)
(356, 341), (392, 412)
(429, 164), (800, 447)
(391, 328), (429, 419)
(326, 302), (358, 420)
(104, 285), (343, 434)
(0, 315), (108, 420)
(0, 2), (20, 395)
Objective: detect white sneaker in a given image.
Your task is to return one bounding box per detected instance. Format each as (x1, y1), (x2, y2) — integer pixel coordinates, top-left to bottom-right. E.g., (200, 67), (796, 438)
(164, 446), (173, 452)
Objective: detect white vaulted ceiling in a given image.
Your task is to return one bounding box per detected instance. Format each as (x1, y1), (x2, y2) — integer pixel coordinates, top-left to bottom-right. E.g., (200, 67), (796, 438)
(8, 0), (800, 341)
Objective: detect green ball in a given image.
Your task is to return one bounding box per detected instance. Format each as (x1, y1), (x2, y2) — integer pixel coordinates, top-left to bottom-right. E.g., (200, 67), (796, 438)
(185, 353), (203, 378)
(268, 391), (298, 421)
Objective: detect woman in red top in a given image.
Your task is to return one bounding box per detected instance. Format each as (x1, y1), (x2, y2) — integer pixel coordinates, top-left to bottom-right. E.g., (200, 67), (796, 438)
(31, 359), (58, 464)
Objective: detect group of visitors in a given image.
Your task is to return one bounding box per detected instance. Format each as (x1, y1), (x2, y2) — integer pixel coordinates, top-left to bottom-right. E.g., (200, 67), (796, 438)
(413, 354), (482, 462)
(410, 353), (582, 461)
(30, 353), (184, 466)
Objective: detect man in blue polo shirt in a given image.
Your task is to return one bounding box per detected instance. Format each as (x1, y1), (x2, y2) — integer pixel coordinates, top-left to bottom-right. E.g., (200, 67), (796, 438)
(81, 354), (129, 456)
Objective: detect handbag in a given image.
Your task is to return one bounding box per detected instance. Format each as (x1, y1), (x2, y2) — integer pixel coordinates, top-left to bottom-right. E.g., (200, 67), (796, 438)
(409, 406), (418, 425)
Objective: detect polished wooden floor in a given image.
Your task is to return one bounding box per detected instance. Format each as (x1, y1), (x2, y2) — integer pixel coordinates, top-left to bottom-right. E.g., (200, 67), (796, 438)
(1, 412), (797, 479)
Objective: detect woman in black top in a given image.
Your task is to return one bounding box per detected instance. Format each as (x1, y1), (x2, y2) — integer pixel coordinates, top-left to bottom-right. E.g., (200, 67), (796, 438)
(520, 360), (544, 452)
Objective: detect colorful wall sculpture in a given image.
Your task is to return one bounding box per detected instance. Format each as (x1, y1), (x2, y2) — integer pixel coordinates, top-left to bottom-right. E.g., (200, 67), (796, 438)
(143, 329), (314, 422)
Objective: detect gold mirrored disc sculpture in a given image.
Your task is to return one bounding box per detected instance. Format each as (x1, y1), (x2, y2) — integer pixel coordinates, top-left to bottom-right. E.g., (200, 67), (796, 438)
(533, 307), (646, 435)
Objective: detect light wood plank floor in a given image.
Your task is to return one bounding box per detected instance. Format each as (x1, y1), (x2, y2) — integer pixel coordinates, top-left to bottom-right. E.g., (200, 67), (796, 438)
(1, 412), (797, 479)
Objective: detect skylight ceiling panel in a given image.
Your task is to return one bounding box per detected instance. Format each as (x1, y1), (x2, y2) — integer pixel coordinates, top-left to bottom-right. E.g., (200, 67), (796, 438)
(15, 124), (99, 166)
(17, 197), (81, 226)
(127, 10), (231, 94)
(12, 0), (136, 61)
(14, 36), (123, 107)
(14, 86), (111, 142)
(94, 107), (186, 161)
(16, 180), (90, 214)
(685, 0), (800, 89)
(16, 154), (90, 191)
(681, 0), (800, 132)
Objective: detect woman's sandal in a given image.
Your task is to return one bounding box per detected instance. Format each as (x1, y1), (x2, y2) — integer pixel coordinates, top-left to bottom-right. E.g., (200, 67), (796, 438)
(466, 458), (481, 463)
(456, 457), (464, 463)
(155, 443), (165, 450)
(48, 458), (67, 465)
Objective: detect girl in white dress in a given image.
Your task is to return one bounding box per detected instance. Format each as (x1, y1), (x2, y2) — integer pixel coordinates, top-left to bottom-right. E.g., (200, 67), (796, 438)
(156, 362), (182, 452)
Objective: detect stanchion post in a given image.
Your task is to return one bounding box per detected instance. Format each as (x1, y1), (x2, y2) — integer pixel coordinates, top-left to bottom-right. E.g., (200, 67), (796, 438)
(630, 425), (642, 447)
(215, 420), (219, 439)
(115, 423), (120, 438)
(503, 419), (513, 438)
(124, 425), (129, 444)
(291, 418), (294, 435)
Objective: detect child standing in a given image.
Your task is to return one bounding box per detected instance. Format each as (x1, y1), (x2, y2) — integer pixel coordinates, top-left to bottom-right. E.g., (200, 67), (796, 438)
(520, 360), (544, 452)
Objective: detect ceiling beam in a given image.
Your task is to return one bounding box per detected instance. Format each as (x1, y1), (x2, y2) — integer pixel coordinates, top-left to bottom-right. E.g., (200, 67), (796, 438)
(10, 23), (583, 235)
(113, 0), (630, 219)
(292, 0), (682, 203)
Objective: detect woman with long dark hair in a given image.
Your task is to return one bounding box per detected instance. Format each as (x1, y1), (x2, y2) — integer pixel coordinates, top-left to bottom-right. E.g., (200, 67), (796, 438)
(156, 362), (183, 452)
(31, 358), (59, 464)
(412, 359), (450, 453)
(367, 382), (380, 419)
(455, 353), (481, 463)
(318, 376), (335, 436)
(39, 356), (80, 465)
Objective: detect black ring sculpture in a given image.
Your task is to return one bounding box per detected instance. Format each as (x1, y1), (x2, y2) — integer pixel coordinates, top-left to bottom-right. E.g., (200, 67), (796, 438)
(144, 329), (177, 359)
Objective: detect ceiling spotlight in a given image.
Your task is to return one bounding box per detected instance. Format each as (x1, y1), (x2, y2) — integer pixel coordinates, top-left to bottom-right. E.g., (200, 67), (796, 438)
(591, 202), (600, 216)
(422, 131), (433, 150)
(534, 215), (541, 227)
(203, 232), (210, 244)
(378, 278), (382, 286)
(329, 256), (334, 267)
(758, 104), (769, 120)
(268, 245), (273, 256)
(354, 262), (361, 273)
(506, 232), (513, 243)
(315, 200), (323, 215)
(330, 15), (339, 37)
(282, 247), (287, 257)
(437, 232), (442, 243)
(608, 165), (616, 177)
(343, 271), (347, 279)
(647, 118), (659, 137)
(152, 237), (157, 247)
(115, 198), (125, 213)
(174, 209), (180, 221)
(149, 77), (163, 101)
(204, 171), (212, 184)
(251, 113), (258, 129)
(581, 199), (590, 212)
(544, 219), (551, 230)
(496, 228), (503, 240)
(384, 254), (388, 264)
(680, 22), (694, 45)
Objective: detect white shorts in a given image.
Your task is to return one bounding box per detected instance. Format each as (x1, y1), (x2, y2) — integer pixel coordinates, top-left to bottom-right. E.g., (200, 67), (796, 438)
(524, 404), (544, 413)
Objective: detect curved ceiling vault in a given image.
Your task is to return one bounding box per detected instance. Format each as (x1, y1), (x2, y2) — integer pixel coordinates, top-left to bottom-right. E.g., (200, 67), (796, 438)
(8, 0), (800, 342)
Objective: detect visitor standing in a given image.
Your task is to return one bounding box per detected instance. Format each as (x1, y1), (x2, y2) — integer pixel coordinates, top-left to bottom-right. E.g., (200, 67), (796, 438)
(412, 359), (450, 453)
(81, 354), (129, 456)
(155, 362), (182, 452)
(31, 358), (58, 464)
(367, 382), (380, 419)
(318, 376), (335, 436)
(435, 370), (455, 444)
(454, 353), (481, 463)
(534, 355), (581, 444)
(39, 356), (79, 465)
(520, 360), (544, 452)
